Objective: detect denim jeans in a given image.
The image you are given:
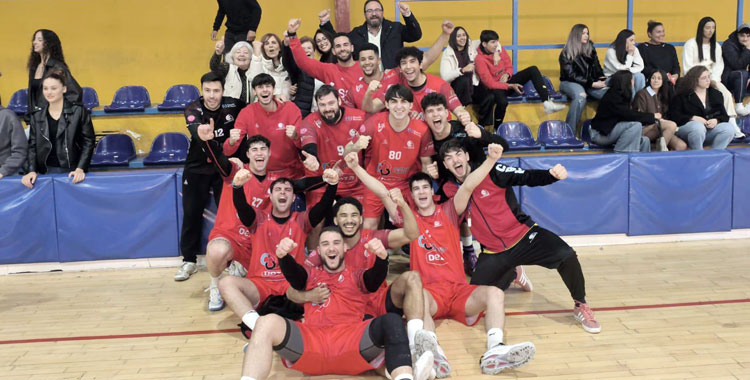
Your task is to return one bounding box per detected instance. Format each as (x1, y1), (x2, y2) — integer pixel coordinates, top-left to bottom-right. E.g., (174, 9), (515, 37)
(590, 121), (650, 152)
(675, 120), (735, 150)
(559, 81), (608, 136)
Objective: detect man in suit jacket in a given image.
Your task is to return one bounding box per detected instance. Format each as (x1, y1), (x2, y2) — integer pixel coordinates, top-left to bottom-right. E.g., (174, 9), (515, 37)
(348, 0), (422, 69)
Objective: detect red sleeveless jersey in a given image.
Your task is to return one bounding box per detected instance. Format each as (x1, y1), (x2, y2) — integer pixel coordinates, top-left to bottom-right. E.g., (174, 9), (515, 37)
(247, 211), (312, 282)
(212, 164), (271, 240)
(376, 70), (462, 120)
(409, 200), (466, 285)
(303, 265), (372, 327)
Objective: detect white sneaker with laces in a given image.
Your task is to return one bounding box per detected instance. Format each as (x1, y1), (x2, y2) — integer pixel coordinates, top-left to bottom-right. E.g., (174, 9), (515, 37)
(174, 262), (197, 281)
(415, 330), (451, 378)
(228, 260), (248, 277)
(207, 285), (224, 311)
(543, 100), (566, 114)
(413, 351), (435, 380)
(513, 266), (533, 292)
(729, 117), (745, 138)
(735, 102), (750, 116)
(480, 342), (536, 375)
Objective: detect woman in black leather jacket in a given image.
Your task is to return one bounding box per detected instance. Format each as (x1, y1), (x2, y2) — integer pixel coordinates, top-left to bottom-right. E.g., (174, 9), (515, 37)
(21, 72), (94, 188)
(558, 24), (608, 137)
(26, 29), (82, 122)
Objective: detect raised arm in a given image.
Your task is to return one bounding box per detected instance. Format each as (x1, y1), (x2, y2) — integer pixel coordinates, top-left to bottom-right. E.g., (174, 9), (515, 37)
(345, 152), (400, 218)
(194, 119), (235, 177)
(232, 169), (257, 226)
(361, 80), (386, 113)
(307, 169), (339, 226)
(453, 143), (502, 215)
(421, 20), (454, 71)
(287, 19), (333, 82)
(277, 238), (308, 290)
(385, 188), (419, 247)
(398, 3), (422, 43)
(361, 238), (390, 292)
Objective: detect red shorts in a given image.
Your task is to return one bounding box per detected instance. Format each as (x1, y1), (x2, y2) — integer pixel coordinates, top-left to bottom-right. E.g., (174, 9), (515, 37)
(366, 286), (389, 317)
(362, 182), (411, 219)
(426, 282), (482, 326)
(208, 229), (252, 269)
(249, 278), (289, 307)
(285, 320), (378, 375)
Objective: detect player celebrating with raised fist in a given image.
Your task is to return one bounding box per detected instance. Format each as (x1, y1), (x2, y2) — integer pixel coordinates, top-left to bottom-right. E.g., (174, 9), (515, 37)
(239, 231), (434, 380)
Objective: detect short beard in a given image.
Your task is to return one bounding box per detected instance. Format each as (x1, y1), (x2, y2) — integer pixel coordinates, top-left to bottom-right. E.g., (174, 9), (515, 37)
(321, 108), (342, 124)
(367, 18), (382, 29)
(322, 256), (344, 272)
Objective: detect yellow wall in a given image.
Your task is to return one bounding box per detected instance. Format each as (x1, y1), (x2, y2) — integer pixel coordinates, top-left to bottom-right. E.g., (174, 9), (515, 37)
(1, 0), (744, 145)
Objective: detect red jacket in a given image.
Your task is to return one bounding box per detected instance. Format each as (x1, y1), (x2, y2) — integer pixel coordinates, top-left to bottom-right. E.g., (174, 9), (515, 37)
(474, 46), (514, 90)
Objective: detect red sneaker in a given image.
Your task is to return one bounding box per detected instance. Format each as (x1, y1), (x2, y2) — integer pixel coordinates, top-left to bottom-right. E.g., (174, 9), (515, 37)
(512, 266), (533, 292)
(573, 302), (601, 333)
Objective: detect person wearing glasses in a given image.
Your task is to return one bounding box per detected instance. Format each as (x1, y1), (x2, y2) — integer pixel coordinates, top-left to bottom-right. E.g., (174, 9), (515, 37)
(348, 0), (422, 69)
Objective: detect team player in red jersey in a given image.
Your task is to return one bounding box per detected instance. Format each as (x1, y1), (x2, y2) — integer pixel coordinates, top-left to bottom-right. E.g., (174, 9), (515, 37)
(218, 167), (339, 338)
(351, 84), (436, 230)
(407, 144), (535, 377)
(363, 47), (471, 124)
(194, 129), (274, 312)
(286, 18), (363, 108)
(223, 73), (313, 181)
(239, 230), (435, 380)
(440, 139), (601, 334)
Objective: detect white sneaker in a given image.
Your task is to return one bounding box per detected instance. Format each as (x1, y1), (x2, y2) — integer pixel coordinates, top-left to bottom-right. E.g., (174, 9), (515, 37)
(543, 100), (566, 114)
(658, 137), (668, 152)
(480, 342), (536, 375)
(735, 102), (750, 116)
(415, 330), (451, 378)
(207, 285), (224, 311)
(512, 266), (533, 292)
(729, 118), (745, 138)
(228, 260), (248, 277)
(413, 351), (435, 380)
(174, 262), (197, 281)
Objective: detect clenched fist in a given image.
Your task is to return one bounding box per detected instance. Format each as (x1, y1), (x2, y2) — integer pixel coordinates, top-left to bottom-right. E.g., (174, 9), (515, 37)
(233, 168), (252, 187)
(364, 238), (388, 260)
(487, 143), (503, 161)
(354, 135), (371, 151)
(549, 164), (568, 180)
(301, 151), (320, 172)
(464, 122), (482, 138)
(425, 162), (439, 179)
(367, 80), (381, 94)
(344, 152), (360, 169)
(276, 237), (298, 258)
(288, 18), (302, 35)
(322, 168), (339, 185)
(388, 187), (406, 205)
(229, 128), (242, 146)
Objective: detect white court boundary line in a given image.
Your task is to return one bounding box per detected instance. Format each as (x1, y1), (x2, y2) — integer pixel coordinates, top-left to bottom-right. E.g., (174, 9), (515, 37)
(2, 229), (749, 275)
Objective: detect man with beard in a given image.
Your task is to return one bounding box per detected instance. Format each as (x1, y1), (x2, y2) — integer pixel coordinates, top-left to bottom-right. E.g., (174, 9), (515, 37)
(218, 168), (339, 338)
(349, 0), (422, 70)
(287, 18), (362, 108)
(176, 72), (244, 282)
(406, 145), (536, 376)
(440, 139), (601, 334)
(223, 74), (313, 181)
(238, 230), (434, 380)
(195, 131), (274, 312)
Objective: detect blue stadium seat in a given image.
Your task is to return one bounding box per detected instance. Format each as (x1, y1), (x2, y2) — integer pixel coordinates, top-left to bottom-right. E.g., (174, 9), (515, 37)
(82, 87), (100, 110)
(518, 77), (564, 101)
(143, 133), (189, 165)
(733, 115), (750, 143)
(8, 89), (28, 116)
(581, 119), (606, 149)
(104, 86), (150, 112)
(537, 120), (585, 149)
(157, 84), (200, 111)
(496, 122), (541, 151)
(90, 134), (137, 167)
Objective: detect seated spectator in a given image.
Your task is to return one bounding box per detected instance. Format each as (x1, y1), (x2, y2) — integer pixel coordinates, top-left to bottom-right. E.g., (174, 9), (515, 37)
(249, 34), (292, 102)
(283, 35), (323, 117)
(211, 40), (253, 103)
(0, 102), (27, 179)
(22, 71), (95, 188)
(638, 20), (680, 84)
(474, 29), (565, 128)
(349, 0), (422, 69)
(633, 70), (686, 151)
(721, 23), (750, 116)
(590, 70), (655, 153)
(559, 24), (608, 136)
(683, 17), (745, 137)
(669, 66), (735, 150)
(211, 0), (261, 52)
(26, 29), (81, 122)
(440, 26), (480, 106)
(603, 29), (646, 96)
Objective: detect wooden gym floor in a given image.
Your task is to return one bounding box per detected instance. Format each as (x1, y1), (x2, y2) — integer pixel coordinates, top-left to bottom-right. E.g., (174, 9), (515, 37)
(1, 239), (749, 379)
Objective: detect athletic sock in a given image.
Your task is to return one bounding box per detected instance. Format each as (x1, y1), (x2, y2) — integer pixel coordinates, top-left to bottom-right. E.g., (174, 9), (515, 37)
(209, 275), (219, 288)
(242, 310), (260, 330)
(487, 328), (504, 350)
(406, 319), (424, 348)
(394, 374), (414, 380)
(461, 235), (473, 248)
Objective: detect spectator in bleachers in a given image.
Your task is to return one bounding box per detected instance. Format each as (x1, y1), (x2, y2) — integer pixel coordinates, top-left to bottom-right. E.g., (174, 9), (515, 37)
(603, 29), (646, 96)
(0, 102), (27, 179)
(669, 66), (735, 150)
(683, 17), (745, 137)
(211, 0), (262, 53)
(590, 70), (655, 152)
(249, 34), (292, 102)
(26, 29), (81, 122)
(638, 20), (680, 84)
(211, 40), (253, 104)
(21, 71), (94, 188)
(316, 9), (339, 63)
(349, 0), (422, 69)
(175, 72), (245, 281)
(721, 23), (750, 116)
(474, 29), (565, 128)
(633, 70), (685, 151)
(559, 24), (608, 136)
(440, 26), (479, 106)
(283, 35), (323, 117)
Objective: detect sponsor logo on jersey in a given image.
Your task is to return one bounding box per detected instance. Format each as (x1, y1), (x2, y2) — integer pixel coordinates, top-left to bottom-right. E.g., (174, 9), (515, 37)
(277, 123), (285, 130)
(349, 129), (357, 137)
(406, 140), (414, 149)
(377, 122), (386, 132)
(226, 114), (234, 122)
(418, 235), (434, 250)
(434, 220), (442, 227)
(260, 252), (277, 270)
(480, 189), (490, 198)
(187, 115), (196, 122)
(301, 128), (309, 134)
(377, 161), (392, 176)
(355, 84), (364, 92)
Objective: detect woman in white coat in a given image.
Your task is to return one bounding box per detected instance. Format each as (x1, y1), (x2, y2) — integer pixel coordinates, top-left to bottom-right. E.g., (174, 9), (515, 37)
(603, 29), (646, 97)
(249, 33), (292, 102)
(440, 26), (480, 106)
(683, 16), (745, 137)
